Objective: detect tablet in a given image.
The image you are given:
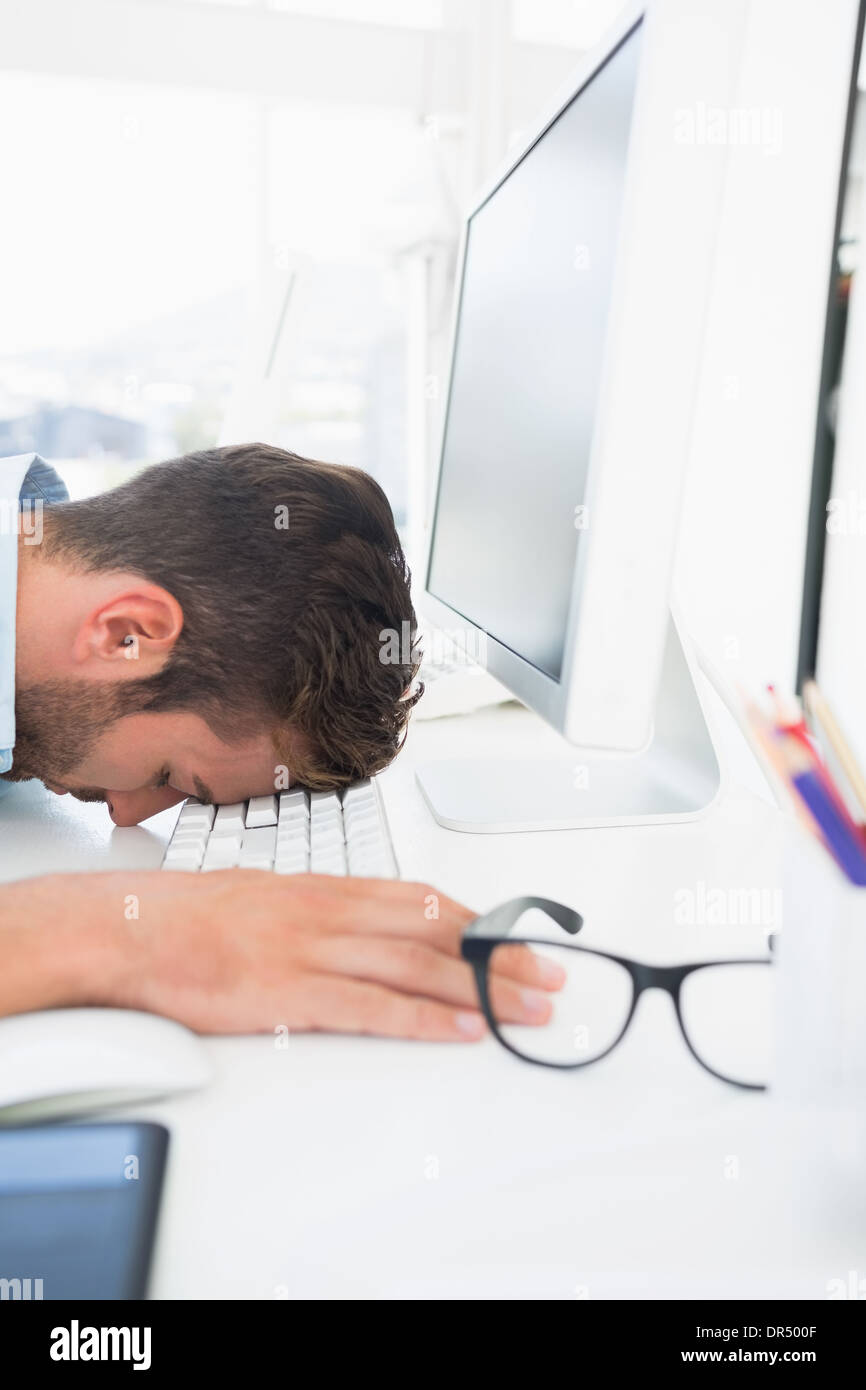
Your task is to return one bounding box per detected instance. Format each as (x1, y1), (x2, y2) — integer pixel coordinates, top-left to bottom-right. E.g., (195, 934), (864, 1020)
(0, 1121), (168, 1300)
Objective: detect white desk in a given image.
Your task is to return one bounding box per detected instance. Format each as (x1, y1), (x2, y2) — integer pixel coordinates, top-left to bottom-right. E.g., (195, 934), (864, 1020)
(1, 690), (862, 1300)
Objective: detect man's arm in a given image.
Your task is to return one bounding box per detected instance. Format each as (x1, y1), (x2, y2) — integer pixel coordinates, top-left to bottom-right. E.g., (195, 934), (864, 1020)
(0, 874), (126, 1015)
(0, 871), (562, 1038)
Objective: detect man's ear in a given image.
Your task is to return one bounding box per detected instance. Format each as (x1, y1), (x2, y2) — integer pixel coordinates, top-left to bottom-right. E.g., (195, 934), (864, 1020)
(72, 584), (183, 674)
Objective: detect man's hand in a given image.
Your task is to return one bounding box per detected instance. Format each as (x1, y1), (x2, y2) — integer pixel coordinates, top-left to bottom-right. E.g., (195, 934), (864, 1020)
(1, 871), (564, 1040)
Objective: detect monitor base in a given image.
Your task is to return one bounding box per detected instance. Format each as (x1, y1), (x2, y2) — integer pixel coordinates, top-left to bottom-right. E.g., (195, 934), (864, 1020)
(415, 616), (721, 833)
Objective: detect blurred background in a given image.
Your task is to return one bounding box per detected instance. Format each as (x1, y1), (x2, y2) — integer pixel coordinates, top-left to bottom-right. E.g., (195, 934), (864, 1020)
(1, 0), (632, 534)
(3, 0), (866, 684)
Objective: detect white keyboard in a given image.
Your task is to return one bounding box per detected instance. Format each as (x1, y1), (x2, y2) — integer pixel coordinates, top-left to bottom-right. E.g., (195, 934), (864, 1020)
(161, 779), (398, 878)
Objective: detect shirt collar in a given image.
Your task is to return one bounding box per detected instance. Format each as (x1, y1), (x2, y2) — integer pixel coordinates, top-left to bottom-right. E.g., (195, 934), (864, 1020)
(0, 453), (43, 759)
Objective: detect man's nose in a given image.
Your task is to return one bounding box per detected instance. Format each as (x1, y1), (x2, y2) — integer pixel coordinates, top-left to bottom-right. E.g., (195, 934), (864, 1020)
(107, 786), (188, 827)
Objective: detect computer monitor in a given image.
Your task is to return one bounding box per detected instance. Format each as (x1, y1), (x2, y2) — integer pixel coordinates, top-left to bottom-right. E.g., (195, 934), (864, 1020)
(417, 0), (744, 831)
(799, 4), (866, 790)
(427, 19), (643, 693)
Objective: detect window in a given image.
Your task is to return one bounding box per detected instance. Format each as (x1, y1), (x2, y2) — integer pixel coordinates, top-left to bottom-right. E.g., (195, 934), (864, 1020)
(0, 73), (256, 497)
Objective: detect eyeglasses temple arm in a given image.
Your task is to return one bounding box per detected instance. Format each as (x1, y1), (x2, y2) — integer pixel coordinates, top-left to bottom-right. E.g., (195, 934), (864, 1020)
(463, 896), (583, 943)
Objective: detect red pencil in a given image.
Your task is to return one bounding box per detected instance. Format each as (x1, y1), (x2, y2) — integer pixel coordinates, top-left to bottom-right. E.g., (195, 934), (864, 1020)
(766, 685), (866, 843)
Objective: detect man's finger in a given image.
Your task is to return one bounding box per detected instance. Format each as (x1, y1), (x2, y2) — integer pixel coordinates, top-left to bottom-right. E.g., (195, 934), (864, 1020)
(298, 972), (489, 1041)
(283, 878), (563, 988)
(303, 934), (557, 1024)
(285, 875), (475, 950)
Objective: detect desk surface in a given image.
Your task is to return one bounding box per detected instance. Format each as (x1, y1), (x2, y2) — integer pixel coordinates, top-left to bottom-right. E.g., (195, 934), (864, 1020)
(1, 691), (860, 1299)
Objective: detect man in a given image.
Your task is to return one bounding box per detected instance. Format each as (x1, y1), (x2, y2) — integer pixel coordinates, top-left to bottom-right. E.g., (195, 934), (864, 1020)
(0, 445), (560, 1038)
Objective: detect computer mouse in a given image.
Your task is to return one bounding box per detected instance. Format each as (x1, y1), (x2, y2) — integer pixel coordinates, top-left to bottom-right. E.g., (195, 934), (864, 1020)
(0, 1008), (212, 1125)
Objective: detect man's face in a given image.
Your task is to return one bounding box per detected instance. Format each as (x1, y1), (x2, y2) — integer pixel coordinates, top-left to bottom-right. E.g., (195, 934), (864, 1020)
(6, 684), (282, 825)
(54, 711), (281, 825)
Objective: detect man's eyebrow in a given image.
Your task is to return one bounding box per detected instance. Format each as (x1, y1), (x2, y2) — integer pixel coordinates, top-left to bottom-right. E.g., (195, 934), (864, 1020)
(192, 775), (215, 806)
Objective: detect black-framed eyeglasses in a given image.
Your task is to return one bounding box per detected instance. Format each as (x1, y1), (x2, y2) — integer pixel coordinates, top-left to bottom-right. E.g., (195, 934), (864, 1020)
(461, 897), (774, 1090)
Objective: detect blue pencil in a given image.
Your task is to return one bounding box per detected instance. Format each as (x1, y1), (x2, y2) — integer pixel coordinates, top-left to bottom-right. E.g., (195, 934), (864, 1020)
(791, 766), (866, 886)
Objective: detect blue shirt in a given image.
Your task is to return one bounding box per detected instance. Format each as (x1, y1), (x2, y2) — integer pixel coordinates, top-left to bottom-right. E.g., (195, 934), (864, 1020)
(0, 454), (69, 775)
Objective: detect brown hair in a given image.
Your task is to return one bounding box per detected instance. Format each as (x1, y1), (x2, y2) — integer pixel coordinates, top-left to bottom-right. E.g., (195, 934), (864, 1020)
(42, 443), (422, 788)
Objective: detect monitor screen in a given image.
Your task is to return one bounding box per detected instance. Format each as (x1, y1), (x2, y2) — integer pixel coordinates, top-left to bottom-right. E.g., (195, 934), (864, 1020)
(427, 22), (642, 681)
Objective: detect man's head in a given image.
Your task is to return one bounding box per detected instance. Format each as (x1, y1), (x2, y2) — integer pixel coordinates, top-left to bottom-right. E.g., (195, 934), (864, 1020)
(4, 443), (421, 824)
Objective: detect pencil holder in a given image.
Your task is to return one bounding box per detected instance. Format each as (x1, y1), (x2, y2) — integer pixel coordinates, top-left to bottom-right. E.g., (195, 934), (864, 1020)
(773, 831), (866, 1237)
(776, 831), (866, 1099)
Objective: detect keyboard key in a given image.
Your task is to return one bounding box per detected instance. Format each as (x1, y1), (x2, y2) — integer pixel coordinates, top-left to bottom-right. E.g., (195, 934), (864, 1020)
(312, 824), (344, 849)
(279, 790), (309, 814)
(312, 814), (343, 840)
(311, 848), (347, 875)
(274, 848), (310, 873)
(278, 840), (310, 864)
(212, 803), (246, 836)
(202, 833), (242, 870)
(347, 848), (389, 872)
(274, 832), (308, 852)
(341, 780), (373, 805)
(169, 829), (209, 851)
(165, 830), (206, 852)
(164, 844), (204, 869)
(343, 793), (377, 813)
(239, 826), (277, 868)
(246, 795), (278, 828)
(347, 834), (388, 860)
(277, 819), (310, 841)
(349, 819), (380, 839)
(345, 810), (381, 834)
(344, 809), (380, 837)
(168, 821), (205, 839)
(203, 837), (242, 860)
(178, 802), (216, 829)
(347, 840), (385, 866)
(310, 791), (341, 818)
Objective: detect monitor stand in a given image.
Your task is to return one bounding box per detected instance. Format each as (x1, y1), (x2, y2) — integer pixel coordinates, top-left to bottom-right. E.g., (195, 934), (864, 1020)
(415, 615), (721, 833)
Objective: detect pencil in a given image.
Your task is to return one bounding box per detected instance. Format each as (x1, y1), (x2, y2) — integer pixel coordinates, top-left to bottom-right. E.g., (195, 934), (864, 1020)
(768, 682), (859, 828)
(775, 730), (866, 885)
(742, 696), (822, 834)
(802, 679), (866, 821)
